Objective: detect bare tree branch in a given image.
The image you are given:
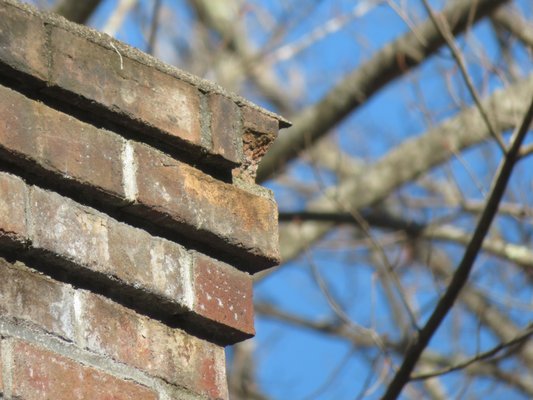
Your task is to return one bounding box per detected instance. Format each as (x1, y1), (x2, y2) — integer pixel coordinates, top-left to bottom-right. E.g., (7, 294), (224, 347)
(410, 323), (533, 380)
(381, 91), (533, 400)
(492, 7), (533, 49)
(257, 0), (510, 182)
(266, 74), (533, 275)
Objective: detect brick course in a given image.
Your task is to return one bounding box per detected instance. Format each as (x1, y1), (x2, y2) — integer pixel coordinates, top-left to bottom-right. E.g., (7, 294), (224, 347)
(0, 0), (288, 398)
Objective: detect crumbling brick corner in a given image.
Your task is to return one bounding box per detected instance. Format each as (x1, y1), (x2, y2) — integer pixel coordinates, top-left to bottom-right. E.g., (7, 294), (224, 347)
(0, 0), (290, 398)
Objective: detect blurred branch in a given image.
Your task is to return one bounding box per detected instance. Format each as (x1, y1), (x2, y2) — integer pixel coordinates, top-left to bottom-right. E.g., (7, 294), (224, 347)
(102, 0), (138, 37)
(381, 92), (533, 400)
(53, 0), (102, 24)
(492, 7), (533, 49)
(421, 0), (506, 152)
(257, 0), (510, 182)
(410, 323), (533, 380)
(256, 302), (533, 396)
(146, 0), (162, 55)
(263, 74), (533, 277)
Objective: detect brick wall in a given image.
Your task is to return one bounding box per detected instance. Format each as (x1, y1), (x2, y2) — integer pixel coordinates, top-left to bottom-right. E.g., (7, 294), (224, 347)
(0, 1), (288, 398)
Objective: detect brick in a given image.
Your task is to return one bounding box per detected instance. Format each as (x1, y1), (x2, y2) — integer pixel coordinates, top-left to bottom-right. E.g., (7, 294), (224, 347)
(0, 258), (75, 341)
(0, 85), (125, 202)
(209, 93), (242, 164)
(193, 253), (254, 338)
(50, 27), (202, 147)
(78, 292), (228, 399)
(0, 172), (28, 247)
(11, 340), (158, 400)
(107, 222), (192, 305)
(30, 187), (111, 270)
(242, 105), (278, 135)
(0, 3), (47, 80)
(29, 186), (194, 310)
(133, 142), (280, 271)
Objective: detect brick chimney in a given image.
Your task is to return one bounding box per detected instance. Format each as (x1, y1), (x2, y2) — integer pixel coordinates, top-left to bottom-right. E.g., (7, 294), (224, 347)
(0, 1), (289, 398)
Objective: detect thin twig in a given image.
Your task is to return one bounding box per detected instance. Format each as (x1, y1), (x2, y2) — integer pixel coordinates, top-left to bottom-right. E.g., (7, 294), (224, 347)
(423, 0), (507, 153)
(380, 91), (533, 400)
(410, 323), (533, 380)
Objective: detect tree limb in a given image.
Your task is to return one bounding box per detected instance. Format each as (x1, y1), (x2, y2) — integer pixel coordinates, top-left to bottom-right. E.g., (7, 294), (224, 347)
(257, 0), (510, 182)
(380, 90), (533, 400)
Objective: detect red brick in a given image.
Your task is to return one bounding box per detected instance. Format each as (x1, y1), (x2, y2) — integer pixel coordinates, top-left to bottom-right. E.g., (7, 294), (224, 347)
(78, 292), (228, 399)
(133, 142), (280, 271)
(0, 258), (75, 341)
(209, 93), (241, 164)
(193, 253), (254, 337)
(0, 172), (28, 247)
(0, 3), (47, 80)
(11, 340), (158, 400)
(0, 85), (125, 201)
(50, 27), (202, 147)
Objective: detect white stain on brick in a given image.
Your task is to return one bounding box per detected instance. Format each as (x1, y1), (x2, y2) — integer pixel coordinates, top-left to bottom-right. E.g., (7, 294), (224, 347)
(181, 251), (194, 310)
(122, 140), (138, 202)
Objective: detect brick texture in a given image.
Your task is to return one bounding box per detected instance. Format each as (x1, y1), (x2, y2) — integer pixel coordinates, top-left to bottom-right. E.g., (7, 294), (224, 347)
(0, 1), (288, 399)
(0, 3), (47, 80)
(10, 340), (158, 400)
(50, 27), (202, 148)
(133, 142), (280, 270)
(0, 172), (28, 248)
(0, 259), (229, 399)
(0, 84), (125, 203)
(193, 253), (255, 337)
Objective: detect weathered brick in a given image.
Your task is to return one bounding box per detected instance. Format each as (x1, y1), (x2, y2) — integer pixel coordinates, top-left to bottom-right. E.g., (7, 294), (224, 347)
(209, 93), (242, 164)
(0, 3), (47, 80)
(242, 105), (278, 135)
(0, 258), (75, 341)
(78, 292), (228, 399)
(133, 142), (280, 271)
(193, 253), (254, 338)
(50, 27), (202, 147)
(238, 106), (279, 183)
(11, 340), (158, 400)
(30, 187), (111, 270)
(107, 221), (192, 305)
(0, 84), (125, 202)
(0, 172), (28, 247)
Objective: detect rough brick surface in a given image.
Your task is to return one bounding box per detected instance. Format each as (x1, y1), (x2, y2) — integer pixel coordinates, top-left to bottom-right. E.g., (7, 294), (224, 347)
(0, 1), (288, 397)
(10, 340), (158, 400)
(0, 259), (229, 399)
(78, 292), (228, 399)
(193, 253), (255, 337)
(0, 3), (47, 80)
(133, 142), (280, 270)
(209, 93), (242, 164)
(0, 259), (75, 341)
(0, 84), (125, 202)
(239, 106), (279, 183)
(50, 27), (202, 148)
(0, 172), (28, 247)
